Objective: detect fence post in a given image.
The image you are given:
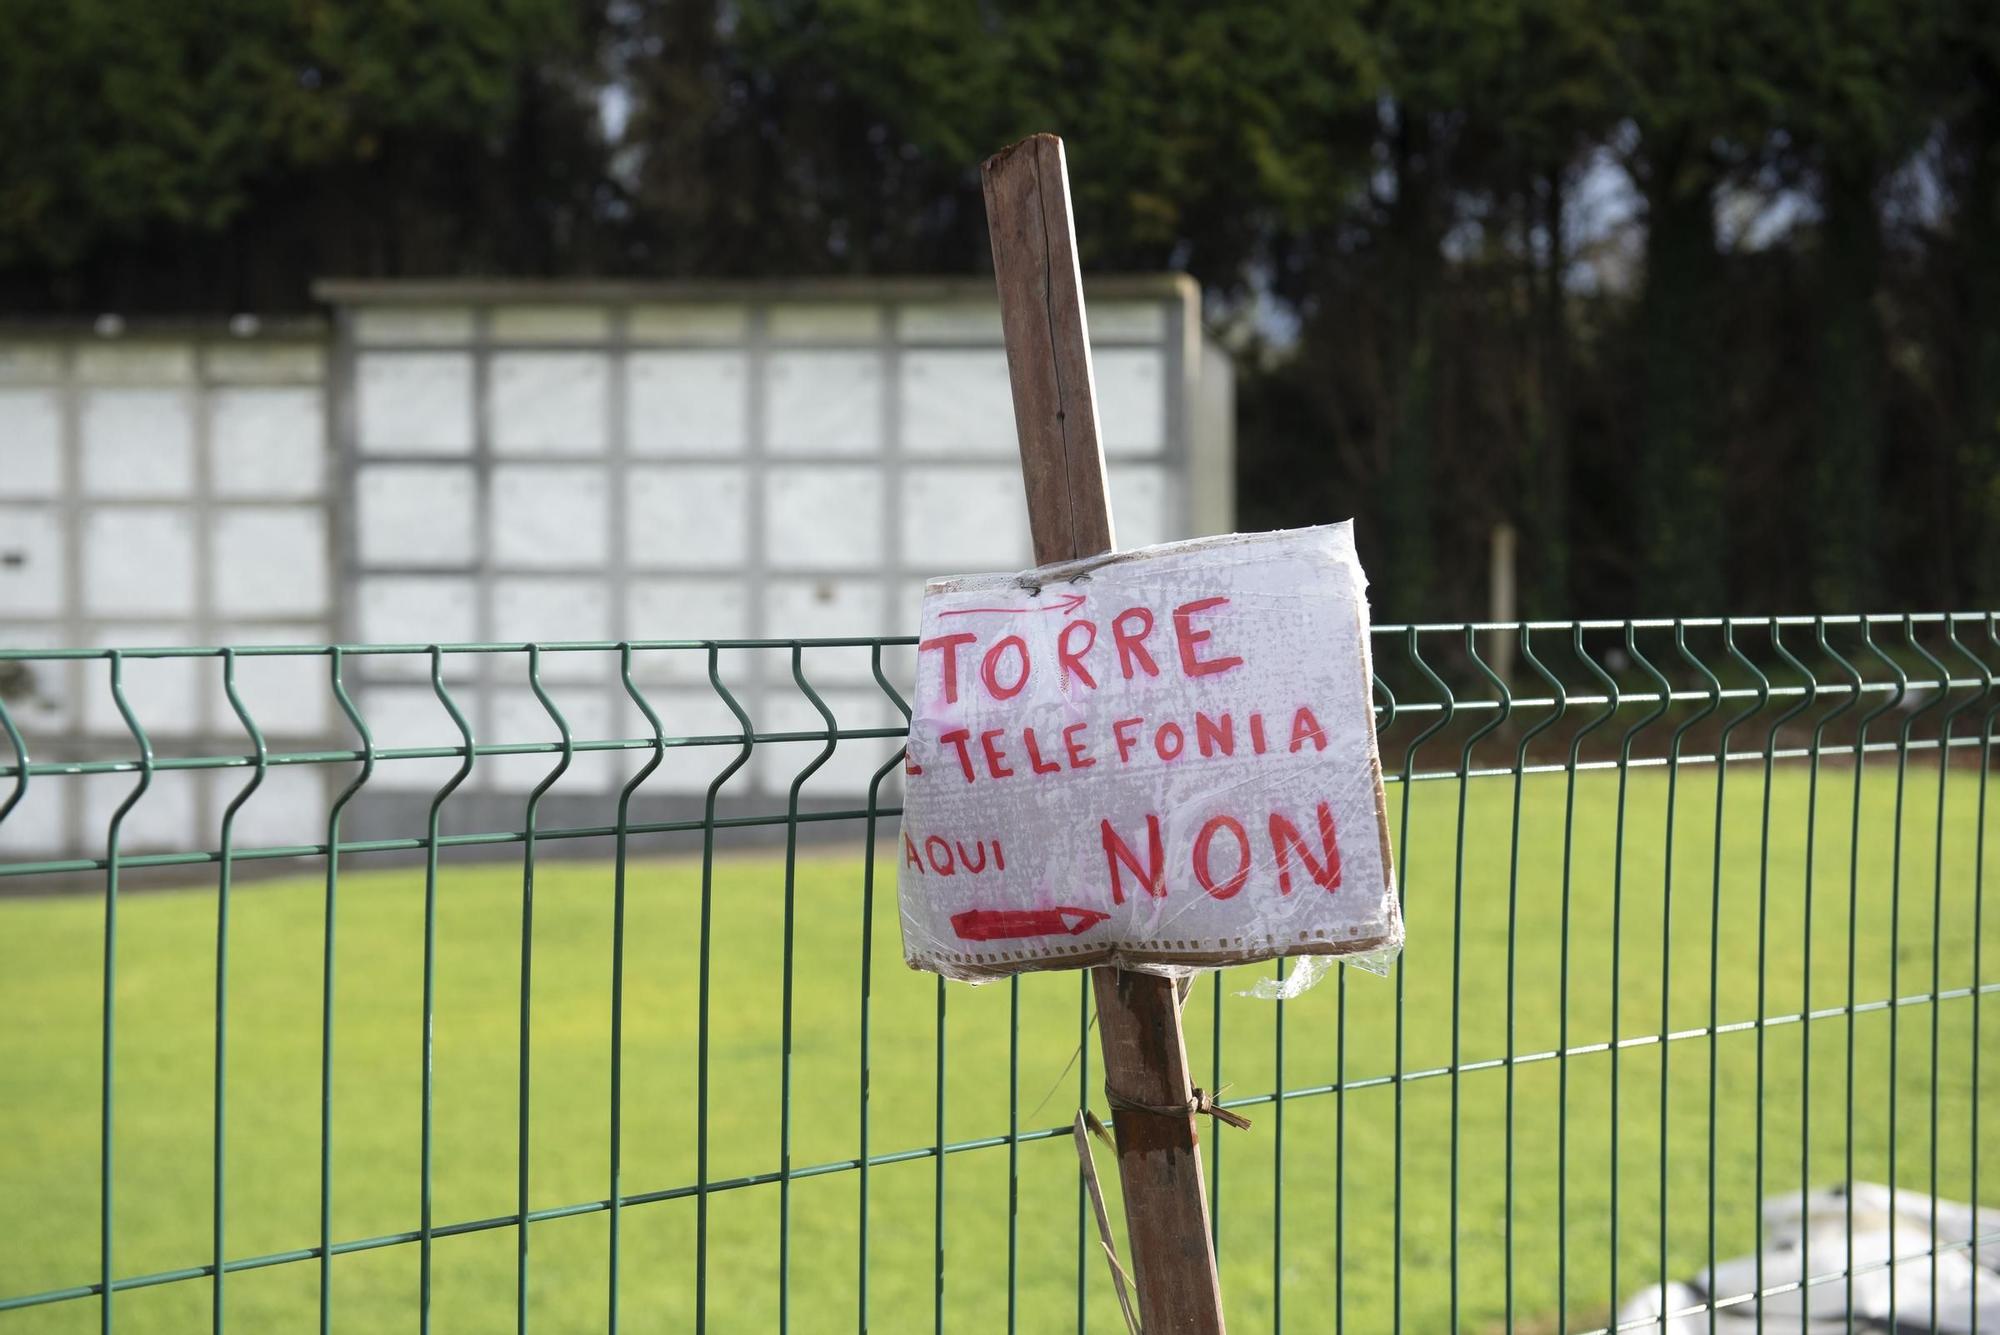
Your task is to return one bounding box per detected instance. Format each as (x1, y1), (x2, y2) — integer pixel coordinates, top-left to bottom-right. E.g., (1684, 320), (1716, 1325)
(982, 131), (1229, 1334)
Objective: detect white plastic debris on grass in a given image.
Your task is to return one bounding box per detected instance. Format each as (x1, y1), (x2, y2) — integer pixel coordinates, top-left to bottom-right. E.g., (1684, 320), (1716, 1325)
(1614, 1183), (2000, 1333)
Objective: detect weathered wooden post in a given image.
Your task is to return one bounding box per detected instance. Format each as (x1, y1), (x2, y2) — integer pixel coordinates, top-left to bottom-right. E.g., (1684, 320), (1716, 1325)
(981, 131), (1229, 1334)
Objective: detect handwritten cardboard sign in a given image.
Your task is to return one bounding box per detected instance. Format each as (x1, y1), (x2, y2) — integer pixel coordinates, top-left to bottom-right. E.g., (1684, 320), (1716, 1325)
(897, 524), (1399, 980)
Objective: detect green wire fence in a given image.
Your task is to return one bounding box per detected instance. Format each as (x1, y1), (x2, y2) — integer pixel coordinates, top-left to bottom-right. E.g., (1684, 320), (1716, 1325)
(0, 613), (1995, 1332)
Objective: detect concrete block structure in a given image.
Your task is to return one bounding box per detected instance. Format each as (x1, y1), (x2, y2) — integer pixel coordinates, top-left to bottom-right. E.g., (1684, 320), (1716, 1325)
(0, 278), (1234, 858)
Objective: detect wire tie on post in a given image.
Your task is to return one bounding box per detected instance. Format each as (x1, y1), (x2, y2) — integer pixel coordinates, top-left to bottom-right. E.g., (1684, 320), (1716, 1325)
(1104, 1084), (1253, 1132)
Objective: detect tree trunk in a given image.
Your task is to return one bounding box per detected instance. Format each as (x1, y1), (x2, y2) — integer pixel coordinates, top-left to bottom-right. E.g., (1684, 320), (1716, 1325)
(1961, 95), (2000, 608)
(1525, 165), (1571, 617)
(1380, 108), (1443, 621)
(1637, 154), (1724, 613)
(1809, 165), (1882, 611)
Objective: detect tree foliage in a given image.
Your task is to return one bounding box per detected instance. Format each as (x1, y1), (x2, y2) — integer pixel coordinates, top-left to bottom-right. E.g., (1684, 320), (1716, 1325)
(0, 0), (601, 305)
(1, 0), (1995, 613)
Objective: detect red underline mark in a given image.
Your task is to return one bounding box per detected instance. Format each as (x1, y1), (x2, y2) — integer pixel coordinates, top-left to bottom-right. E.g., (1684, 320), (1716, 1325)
(950, 905), (1110, 941)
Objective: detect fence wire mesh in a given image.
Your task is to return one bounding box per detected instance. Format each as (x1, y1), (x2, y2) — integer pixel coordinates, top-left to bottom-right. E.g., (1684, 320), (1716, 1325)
(0, 613), (1995, 1333)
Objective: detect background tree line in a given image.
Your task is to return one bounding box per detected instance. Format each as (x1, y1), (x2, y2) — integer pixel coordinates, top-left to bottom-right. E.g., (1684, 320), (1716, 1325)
(3, 0), (1997, 619)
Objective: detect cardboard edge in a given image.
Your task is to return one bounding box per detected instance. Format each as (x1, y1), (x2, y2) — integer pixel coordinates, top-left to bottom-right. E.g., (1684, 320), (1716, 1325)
(905, 931), (1399, 983)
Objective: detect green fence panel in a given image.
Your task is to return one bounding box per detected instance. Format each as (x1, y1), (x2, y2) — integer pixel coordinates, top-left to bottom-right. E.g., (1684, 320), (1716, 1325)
(0, 615), (1995, 1334)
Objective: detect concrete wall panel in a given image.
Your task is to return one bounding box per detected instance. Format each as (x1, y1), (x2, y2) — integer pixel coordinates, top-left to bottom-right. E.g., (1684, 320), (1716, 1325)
(0, 625), (76, 735)
(765, 468), (884, 569)
(211, 507), (328, 617)
(769, 304), (882, 342)
(356, 577), (479, 652)
(490, 305), (610, 344)
(626, 467), (747, 569)
(81, 388), (195, 497)
(764, 575), (887, 638)
(1, 283), (1224, 840)
(627, 577), (747, 643)
(0, 388), (61, 497)
(1084, 301), (1167, 342)
(1093, 348), (1165, 456)
(490, 465), (609, 570)
(218, 639), (335, 737)
(356, 685), (480, 792)
(75, 343), (195, 384)
(0, 343), (61, 382)
(899, 465), (1031, 571)
(764, 576), (888, 685)
(491, 352), (608, 455)
(767, 351), (882, 456)
(1107, 464), (1173, 550)
(210, 387), (324, 498)
(0, 773), (67, 854)
(83, 508), (196, 617)
(486, 681), (613, 793)
(628, 304), (746, 343)
(632, 686), (761, 794)
(82, 629), (203, 737)
(628, 350), (748, 455)
(82, 767), (198, 850)
(754, 687), (898, 798)
(356, 464), (476, 566)
(1191, 335), (1236, 538)
(214, 763), (329, 848)
(356, 352), (473, 454)
(353, 307), (474, 345)
(491, 576), (612, 643)
(491, 578), (612, 684)
(897, 302), (1003, 343)
(203, 343), (324, 382)
(0, 506), (64, 615)
(901, 350), (1015, 457)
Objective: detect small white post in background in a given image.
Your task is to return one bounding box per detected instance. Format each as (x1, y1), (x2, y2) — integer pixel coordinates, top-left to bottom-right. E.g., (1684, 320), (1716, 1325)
(1488, 521), (1518, 683)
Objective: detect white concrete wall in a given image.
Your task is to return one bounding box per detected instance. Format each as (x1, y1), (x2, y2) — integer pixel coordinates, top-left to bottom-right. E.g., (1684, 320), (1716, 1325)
(335, 284), (1215, 804)
(0, 281), (1231, 856)
(0, 329), (333, 854)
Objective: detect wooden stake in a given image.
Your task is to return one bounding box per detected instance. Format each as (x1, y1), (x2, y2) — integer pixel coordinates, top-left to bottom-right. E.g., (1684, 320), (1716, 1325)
(982, 132), (1228, 1335)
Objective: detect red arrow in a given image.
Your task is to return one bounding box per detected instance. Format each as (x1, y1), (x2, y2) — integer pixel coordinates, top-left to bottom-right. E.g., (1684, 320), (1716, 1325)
(950, 905), (1110, 941)
(938, 591), (1087, 618)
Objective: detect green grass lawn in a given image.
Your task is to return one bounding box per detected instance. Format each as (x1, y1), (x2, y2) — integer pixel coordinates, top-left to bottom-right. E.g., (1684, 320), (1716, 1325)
(2, 763), (1995, 1333)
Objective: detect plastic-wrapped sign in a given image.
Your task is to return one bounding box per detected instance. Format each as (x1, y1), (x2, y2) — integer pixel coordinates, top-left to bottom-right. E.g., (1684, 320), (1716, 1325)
(897, 524), (1399, 981)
